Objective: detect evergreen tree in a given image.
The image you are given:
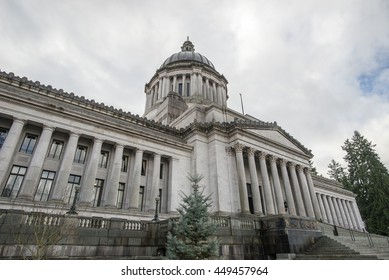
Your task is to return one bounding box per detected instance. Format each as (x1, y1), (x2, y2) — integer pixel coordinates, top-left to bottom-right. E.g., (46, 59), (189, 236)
(342, 131), (389, 235)
(327, 159), (346, 183)
(166, 173), (219, 259)
(309, 159), (318, 176)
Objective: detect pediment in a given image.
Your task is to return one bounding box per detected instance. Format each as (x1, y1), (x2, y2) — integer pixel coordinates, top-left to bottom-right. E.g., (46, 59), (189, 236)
(247, 128), (309, 155)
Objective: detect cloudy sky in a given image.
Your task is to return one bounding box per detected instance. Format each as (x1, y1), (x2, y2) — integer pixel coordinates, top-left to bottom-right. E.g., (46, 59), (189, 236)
(1, 0), (388, 176)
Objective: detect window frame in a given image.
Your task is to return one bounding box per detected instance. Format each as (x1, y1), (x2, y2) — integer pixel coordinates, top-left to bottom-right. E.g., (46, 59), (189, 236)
(19, 134), (38, 154)
(1, 165), (27, 198)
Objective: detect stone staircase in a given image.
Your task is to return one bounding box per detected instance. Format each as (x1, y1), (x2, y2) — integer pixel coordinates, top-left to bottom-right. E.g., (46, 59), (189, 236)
(294, 236), (379, 260)
(294, 222), (389, 260)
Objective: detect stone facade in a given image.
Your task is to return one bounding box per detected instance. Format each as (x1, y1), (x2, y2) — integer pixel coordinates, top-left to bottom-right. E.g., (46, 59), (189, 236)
(0, 39), (365, 258)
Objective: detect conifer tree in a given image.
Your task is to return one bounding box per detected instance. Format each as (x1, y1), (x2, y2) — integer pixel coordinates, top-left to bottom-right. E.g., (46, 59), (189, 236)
(327, 159), (346, 183)
(166, 173), (219, 259)
(341, 131), (389, 235)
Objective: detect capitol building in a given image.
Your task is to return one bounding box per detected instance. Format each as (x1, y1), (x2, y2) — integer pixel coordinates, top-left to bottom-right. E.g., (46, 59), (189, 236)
(0, 39), (366, 259)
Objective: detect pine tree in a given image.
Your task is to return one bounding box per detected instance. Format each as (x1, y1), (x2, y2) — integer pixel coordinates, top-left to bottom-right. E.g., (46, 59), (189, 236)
(327, 159), (346, 183)
(342, 131), (389, 235)
(166, 173), (219, 259)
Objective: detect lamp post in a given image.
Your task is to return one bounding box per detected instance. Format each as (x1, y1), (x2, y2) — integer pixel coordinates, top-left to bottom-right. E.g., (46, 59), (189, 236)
(152, 197), (160, 222)
(66, 185), (80, 215)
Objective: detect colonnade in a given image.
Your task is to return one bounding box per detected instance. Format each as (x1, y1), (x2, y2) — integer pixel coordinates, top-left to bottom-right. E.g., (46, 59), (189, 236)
(230, 142), (362, 230)
(0, 117), (171, 212)
(231, 142), (321, 219)
(316, 193), (362, 230)
(145, 72), (228, 109)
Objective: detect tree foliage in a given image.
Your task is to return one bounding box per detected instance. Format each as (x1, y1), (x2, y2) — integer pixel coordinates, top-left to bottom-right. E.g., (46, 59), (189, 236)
(327, 159), (346, 183)
(166, 173), (219, 259)
(337, 131), (389, 235)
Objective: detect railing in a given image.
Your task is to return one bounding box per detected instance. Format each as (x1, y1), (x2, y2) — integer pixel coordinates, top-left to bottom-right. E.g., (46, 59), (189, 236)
(212, 216), (230, 228)
(123, 220), (148, 231)
(24, 213), (62, 227)
(78, 217), (110, 229)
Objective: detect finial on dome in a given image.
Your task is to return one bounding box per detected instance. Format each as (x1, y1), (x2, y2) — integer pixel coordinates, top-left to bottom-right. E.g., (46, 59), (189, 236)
(181, 37), (195, 52)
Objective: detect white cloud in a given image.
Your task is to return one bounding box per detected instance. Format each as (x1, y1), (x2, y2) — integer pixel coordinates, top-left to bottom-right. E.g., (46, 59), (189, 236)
(1, 0), (389, 175)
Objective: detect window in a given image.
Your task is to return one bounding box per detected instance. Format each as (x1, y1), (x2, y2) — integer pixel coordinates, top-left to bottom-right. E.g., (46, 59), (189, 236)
(34, 171), (55, 201)
(121, 155), (129, 172)
(247, 183), (254, 214)
(0, 128), (8, 149)
(98, 151), (109, 168)
(117, 183), (125, 209)
(159, 163), (164, 179)
(74, 145), (87, 164)
(47, 140), (64, 160)
(1, 166), (27, 198)
(178, 83), (183, 95)
(67, 175), (81, 204)
(19, 134), (37, 154)
(93, 179), (104, 207)
(141, 160), (147, 176)
(186, 82), (190, 96)
(158, 189), (162, 213)
(138, 186), (145, 211)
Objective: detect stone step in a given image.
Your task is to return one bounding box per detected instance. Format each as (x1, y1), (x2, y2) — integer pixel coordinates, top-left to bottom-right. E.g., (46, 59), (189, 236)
(294, 236), (379, 260)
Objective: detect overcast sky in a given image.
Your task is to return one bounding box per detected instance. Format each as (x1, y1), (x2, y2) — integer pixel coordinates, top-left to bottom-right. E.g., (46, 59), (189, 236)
(1, 0), (388, 176)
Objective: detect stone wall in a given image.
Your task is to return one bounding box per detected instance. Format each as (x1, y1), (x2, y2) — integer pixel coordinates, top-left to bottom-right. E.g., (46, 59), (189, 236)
(0, 210), (322, 259)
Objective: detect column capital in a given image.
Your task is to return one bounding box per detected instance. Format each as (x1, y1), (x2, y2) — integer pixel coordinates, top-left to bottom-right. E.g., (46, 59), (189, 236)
(279, 158), (288, 166)
(258, 151), (267, 160)
(234, 142), (244, 153)
(287, 162), (296, 169)
(13, 118), (27, 125)
(42, 124), (55, 132)
(225, 146), (234, 156)
(246, 147), (256, 157)
(296, 165), (304, 172)
(268, 154), (278, 163)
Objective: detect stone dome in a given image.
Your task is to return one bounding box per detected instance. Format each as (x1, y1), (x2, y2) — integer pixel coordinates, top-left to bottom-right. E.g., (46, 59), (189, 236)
(160, 38), (215, 70)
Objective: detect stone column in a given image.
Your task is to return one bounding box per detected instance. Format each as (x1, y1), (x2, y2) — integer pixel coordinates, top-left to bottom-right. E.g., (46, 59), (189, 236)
(79, 138), (103, 206)
(167, 157), (179, 214)
(234, 143), (250, 214)
(18, 125), (54, 200)
(212, 83), (217, 103)
(335, 198), (347, 227)
(331, 197), (343, 226)
(297, 165), (315, 218)
(158, 79), (163, 99)
(259, 152), (275, 215)
(172, 76), (177, 92)
(149, 153), (161, 212)
(128, 149), (144, 210)
(104, 144), (124, 208)
(304, 168), (322, 220)
(351, 200), (364, 230)
(323, 195), (333, 224)
(288, 163), (306, 216)
(327, 195), (339, 225)
(51, 132), (80, 201)
(182, 75), (186, 96)
(341, 199), (352, 228)
(0, 118), (26, 189)
(247, 148), (262, 214)
(269, 155), (285, 214)
(317, 193), (328, 223)
(280, 159), (296, 215)
(346, 200), (358, 229)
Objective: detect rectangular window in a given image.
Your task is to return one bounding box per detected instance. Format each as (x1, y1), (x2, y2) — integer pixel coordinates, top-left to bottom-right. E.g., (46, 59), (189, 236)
(0, 128), (8, 149)
(247, 183), (254, 214)
(47, 140), (64, 160)
(178, 83), (183, 95)
(1, 165), (27, 198)
(34, 170), (55, 201)
(138, 186), (145, 211)
(117, 183), (125, 209)
(19, 134), (37, 154)
(159, 163), (164, 179)
(74, 145), (87, 164)
(93, 179), (104, 207)
(186, 82), (190, 96)
(141, 160), (147, 176)
(121, 155), (129, 172)
(98, 151), (109, 168)
(159, 189), (162, 213)
(67, 174), (81, 204)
